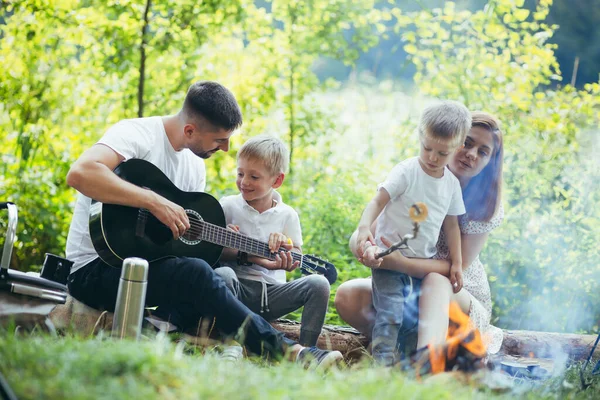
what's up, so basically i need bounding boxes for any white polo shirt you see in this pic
[375,156,465,258]
[220,191,303,284]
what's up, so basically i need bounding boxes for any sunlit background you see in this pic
[1,0,599,336]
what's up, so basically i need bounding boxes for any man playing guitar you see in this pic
[65,81,342,368]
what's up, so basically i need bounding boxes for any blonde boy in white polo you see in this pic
[215,135,330,347]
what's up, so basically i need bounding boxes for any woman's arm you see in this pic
[379,230,491,277]
[350,219,452,278]
[377,230,491,278]
[377,237,451,278]
[461,232,489,270]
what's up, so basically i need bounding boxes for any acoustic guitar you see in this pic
[89,159,337,284]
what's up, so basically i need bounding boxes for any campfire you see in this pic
[408,302,487,379]
[402,301,558,389]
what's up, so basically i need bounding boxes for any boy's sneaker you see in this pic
[219,344,244,363]
[296,347,343,370]
[143,316,178,333]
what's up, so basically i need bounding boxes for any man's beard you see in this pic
[194,148,217,159]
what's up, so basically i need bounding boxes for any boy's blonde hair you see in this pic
[418,100,471,149]
[237,134,289,176]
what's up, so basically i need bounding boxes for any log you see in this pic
[271,320,600,362]
[271,319,370,362]
[48,296,600,361]
[501,329,600,360]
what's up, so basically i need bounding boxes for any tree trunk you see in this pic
[137,0,152,118]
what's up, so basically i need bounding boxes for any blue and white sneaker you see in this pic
[220,344,244,363]
[296,347,343,370]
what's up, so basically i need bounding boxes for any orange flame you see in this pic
[427,301,487,374]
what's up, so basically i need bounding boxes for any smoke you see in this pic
[488,126,600,335]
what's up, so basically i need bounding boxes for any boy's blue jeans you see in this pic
[372,268,421,366]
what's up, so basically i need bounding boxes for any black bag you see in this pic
[40,253,72,285]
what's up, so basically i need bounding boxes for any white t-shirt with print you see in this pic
[375,156,465,259]
[219,191,303,284]
[66,116,206,273]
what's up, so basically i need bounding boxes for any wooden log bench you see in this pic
[48,295,600,362]
[273,319,600,362]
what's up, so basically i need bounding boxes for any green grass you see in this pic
[1,332,600,400]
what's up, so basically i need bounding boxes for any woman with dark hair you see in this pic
[336,111,505,354]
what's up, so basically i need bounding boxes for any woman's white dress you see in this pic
[436,205,504,354]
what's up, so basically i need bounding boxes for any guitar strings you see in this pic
[139,209,304,263]
[191,222,321,269]
[136,211,327,274]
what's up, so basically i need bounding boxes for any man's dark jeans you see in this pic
[68,257,294,357]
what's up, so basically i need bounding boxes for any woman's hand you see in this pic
[373,237,452,279]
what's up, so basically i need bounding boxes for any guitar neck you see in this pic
[199,220,301,262]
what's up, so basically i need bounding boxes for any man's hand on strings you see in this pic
[150,194,190,239]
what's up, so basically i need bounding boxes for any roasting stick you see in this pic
[375,202,428,259]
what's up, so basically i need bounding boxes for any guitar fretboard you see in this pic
[198,220,303,263]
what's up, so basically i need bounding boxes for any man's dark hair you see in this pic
[182,81,243,131]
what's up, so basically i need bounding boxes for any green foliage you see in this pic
[281,154,373,324]
[0,1,98,268]
[0,0,254,269]
[390,0,600,332]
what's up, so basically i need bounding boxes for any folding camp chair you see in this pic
[0,202,68,332]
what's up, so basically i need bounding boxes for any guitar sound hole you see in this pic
[180,210,202,245]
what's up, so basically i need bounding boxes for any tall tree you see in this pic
[244,0,387,176]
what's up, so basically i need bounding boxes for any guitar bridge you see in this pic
[135,208,148,238]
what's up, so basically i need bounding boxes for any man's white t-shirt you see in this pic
[66,116,206,273]
[219,191,303,284]
[375,156,465,259]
